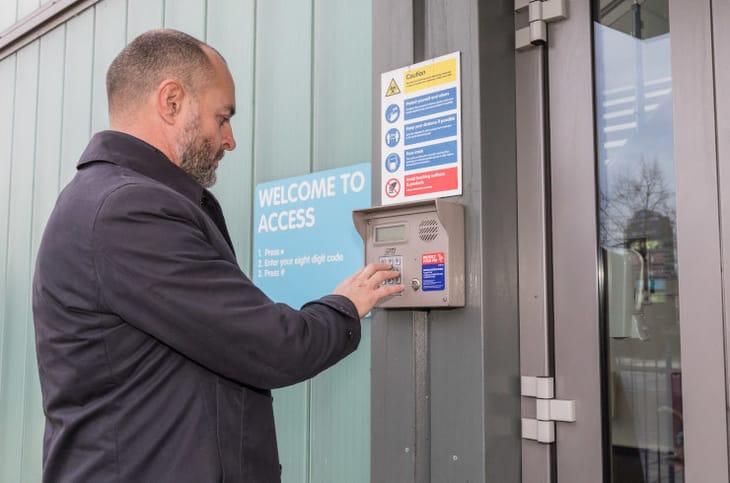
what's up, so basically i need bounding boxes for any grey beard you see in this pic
[179,137,219,188]
[176,115,222,188]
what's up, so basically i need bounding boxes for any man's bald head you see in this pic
[106,29,221,119]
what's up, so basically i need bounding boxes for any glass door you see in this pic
[518,0,729,481]
[594,2,682,481]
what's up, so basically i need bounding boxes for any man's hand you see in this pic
[334,263,404,318]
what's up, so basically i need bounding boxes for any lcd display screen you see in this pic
[375,224,406,242]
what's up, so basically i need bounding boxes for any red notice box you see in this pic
[421,252,445,264]
[405,167,458,196]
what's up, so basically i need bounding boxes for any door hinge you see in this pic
[515,0,567,51]
[521,376,576,443]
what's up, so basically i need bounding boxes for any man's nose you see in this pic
[223,125,236,151]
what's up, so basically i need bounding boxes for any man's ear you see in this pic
[157,80,185,125]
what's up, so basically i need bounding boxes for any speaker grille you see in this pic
[418,218,439,242]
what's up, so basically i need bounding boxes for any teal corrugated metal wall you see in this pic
[0,1,372,481]
[0,1,53,33]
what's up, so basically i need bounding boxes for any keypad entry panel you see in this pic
[353,199,465,308]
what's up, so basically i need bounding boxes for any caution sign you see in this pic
[404,57,457,93]
[385,78,401,97]
[380,52,462,205]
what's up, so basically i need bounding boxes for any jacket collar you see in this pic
[77,130,206,205]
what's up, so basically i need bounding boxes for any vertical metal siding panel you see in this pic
[206,0,255,274]
[254,0,312,182]
[28,26,64,276]
[254,2,313,481]
[0,55,17,466]
[309,322,371,483]
[126,0,163,40]
[308,2,371,482]
[91,0,128,132]
[0,1,17,33]
[274,383,310,483]
[425,3,489,481]
[16,0,40,20]
[59,9,94,187]
[427,1,520,481]
[476,3,522,480]
[311,0,371,170]
[163,0,206,39]
[19,26,67,483]
[0,40,39,483]
[370,1,416,482]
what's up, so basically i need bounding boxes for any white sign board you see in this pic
[380,52,462,204]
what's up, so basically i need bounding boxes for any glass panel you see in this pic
[594,1,683,482]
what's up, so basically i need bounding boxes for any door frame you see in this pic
[670,0,729,481]
[713,0,730,472]
[517,0,604,480]
[517,0,730,481]
[548,0,605,480]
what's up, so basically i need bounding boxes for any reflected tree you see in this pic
[600,157,675,249]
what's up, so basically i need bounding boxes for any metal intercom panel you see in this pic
[353,199,465,308]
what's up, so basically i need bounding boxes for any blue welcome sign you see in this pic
[252,163,371,308]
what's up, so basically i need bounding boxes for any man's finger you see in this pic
[375,283,405,299]
[361,263,394,279]
[369,269,402,286]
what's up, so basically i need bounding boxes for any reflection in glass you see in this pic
[594,1,683,482]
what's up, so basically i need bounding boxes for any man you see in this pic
[32,29,402,482]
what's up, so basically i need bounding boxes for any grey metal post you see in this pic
[413,311,430,483]
[371,1,520,482]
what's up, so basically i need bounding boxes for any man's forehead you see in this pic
[201,45,233,82]
[204,66,236,109]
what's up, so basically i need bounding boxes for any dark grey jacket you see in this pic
[32,131,361,482]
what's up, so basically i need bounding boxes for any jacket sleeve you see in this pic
[91,182,361,389]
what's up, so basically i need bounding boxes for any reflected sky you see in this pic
[595,25,674,180]
[595,24,675,248]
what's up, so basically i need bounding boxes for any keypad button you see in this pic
[379,255,403,287]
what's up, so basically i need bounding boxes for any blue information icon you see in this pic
[385,128,401,147]
[385,153,401,173]
[385,104,401,123]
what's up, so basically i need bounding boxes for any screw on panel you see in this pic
[404,447,410,453]
[452,455,458,461]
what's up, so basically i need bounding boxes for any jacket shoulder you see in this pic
[59,163,197,220]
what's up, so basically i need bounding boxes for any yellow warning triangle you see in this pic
[385,78,401,97]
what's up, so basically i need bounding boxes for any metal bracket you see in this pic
[521,376,576,443]
[515,0,567,51]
